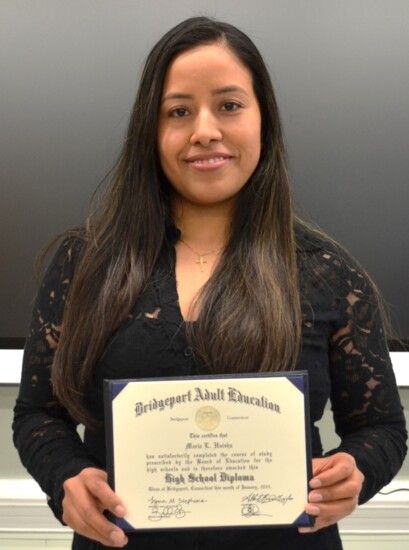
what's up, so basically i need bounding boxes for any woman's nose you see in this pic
[190,110,222,146]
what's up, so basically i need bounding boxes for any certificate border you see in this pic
[104,371,314,532]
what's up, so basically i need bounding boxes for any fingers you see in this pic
[300,494,359,533]
[298,453,364,535]
[62,467,128,547]
[63,502,127,547]
[76,469,126,518]
[311,453,362,488]
[309,473,363,504]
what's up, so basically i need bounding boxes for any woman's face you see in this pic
[157,43,262,211]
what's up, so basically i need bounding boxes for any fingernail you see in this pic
[310,478,322,489]
[309,492,323,502]
[110,530,125,544]
[299,527,312,533]
[114,504,126,517]
[306,505,320,515]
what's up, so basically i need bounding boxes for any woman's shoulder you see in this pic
[295,222,374,298]
[295,222,343,255]
[52,232,84,262]
[40,230,86,290]
[296,222,356,266]
[295,223,386,340]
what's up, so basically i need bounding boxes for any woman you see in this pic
[13,16,407,550]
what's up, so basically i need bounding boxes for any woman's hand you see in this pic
[298,452,364,534]
[62,467,128,547]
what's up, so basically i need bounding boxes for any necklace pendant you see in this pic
[196,256,207,272]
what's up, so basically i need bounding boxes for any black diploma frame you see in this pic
[104,372,314,531]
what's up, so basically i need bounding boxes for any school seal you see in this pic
[195,406,221,431]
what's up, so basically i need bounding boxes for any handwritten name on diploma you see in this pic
[147,496,207,523]
[240,493,294,518]
[134,387,281,416]
[242,492,294,506]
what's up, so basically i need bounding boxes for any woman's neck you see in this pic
[173,202,232,251]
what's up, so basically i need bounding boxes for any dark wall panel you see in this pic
[1,1,408,340]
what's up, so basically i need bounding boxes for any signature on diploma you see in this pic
[148,503,188,522]
[242,492,293,506]
[241,492,293,516]
[241,503,270,518]
[147,497,206,522]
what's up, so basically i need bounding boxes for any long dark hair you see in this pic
[51,17,301,427]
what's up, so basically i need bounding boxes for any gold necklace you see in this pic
[179,238,224,272]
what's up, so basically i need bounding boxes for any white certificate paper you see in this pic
[104,373,313,531]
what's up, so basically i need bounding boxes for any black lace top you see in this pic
[13,228,407,550]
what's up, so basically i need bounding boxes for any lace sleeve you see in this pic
[12,237,98,522]
[326,251,407,503]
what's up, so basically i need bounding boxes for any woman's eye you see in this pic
[222,102,240,112]
[170,107,189,118]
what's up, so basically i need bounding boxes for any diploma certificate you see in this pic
[104,372,313,531]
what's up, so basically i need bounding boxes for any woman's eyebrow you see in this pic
[161,93,193,103]
[212,85,249,96]
[161,86,249,104]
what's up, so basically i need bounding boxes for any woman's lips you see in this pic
[185,154,232,171]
